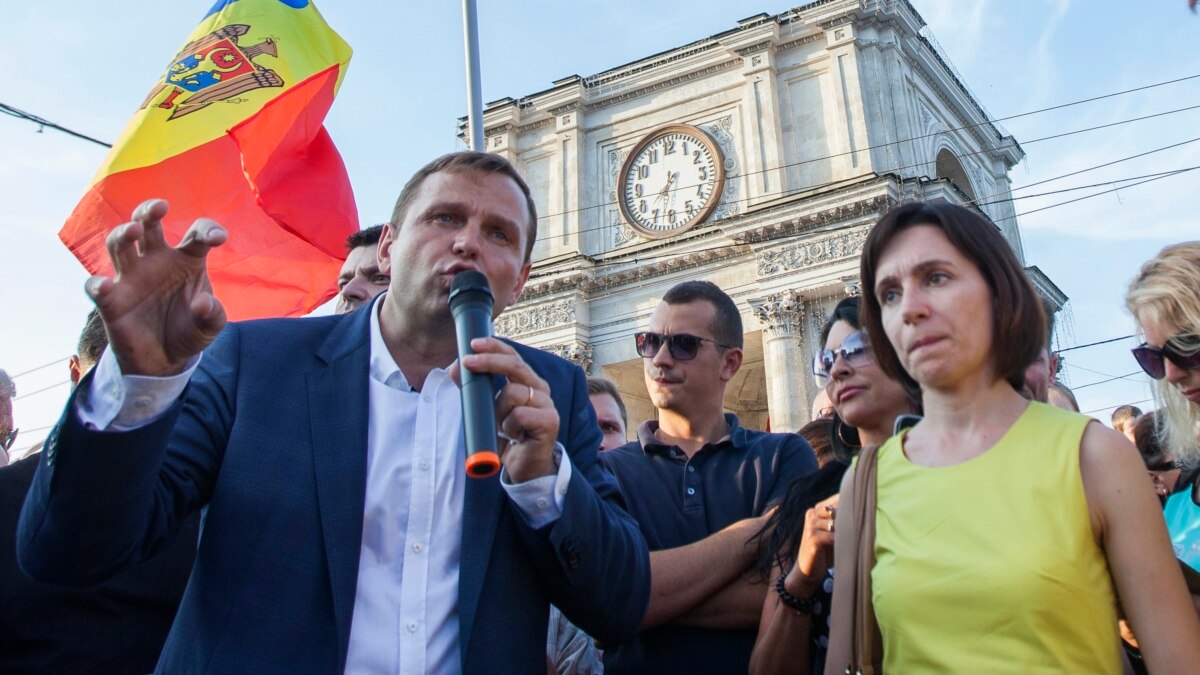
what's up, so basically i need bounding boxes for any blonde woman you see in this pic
[1126,242,1200,459]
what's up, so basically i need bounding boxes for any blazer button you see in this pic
[561,540,581,570]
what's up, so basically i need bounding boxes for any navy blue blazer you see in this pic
[17,306,649,674]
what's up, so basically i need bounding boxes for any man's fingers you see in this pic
[85,276,114,307]
[190,292,227,335]
[106,223,144,275]
[134,198,170,251]
[177,218,227,259]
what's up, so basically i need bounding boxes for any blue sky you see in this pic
[1,0,1197,453]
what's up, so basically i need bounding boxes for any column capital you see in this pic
[842,277,862,297]
[750,290,805,338]
[543,341,593,373]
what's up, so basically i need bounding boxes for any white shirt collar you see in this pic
[368,294,413,391]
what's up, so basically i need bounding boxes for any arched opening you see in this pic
[935,148,976,201]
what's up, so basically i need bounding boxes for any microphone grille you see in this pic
[449,270,493,308]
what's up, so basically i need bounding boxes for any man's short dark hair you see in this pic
[389,151,538,262]
[859,202,1046,393]
[78,308,108,365]
[587,377,627,427]
[661,280,744,349]
[345,224,384,252]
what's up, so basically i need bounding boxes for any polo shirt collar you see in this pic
[636,412,743,456]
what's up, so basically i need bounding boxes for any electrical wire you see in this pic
[0,102,112,148]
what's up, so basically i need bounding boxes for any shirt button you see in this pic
[411,542,423,553]
[419,460,430,471]
[687,465,695,473]
[109,385,121,399]
[536,497,549,509]
[134,396,153,409]
[422,393,433,402]
[686,487,696,496]
[406,621,418,633]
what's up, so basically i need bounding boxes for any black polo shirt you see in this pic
[599,413,817,675]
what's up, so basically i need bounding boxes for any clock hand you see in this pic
[656,172,676,202]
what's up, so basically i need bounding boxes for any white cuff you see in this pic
[75,349,200,431]
[501,443,572,529]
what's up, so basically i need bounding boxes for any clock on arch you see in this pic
[617,124,725,239]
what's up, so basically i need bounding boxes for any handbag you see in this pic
[847,444,884,674]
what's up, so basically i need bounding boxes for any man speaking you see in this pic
[18,152,649,673]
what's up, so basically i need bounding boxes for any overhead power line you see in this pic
[7,357,70,380]
[0,102,112,148]
[1057,335,1136,353]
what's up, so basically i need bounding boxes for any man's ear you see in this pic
[68,355,83,386]
[720,347,743,382]
[505,262,533,308]
[377,224,396,275]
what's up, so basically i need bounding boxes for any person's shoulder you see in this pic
[232,313,344,340]
[598,441,645,469]
[506,339,578,377]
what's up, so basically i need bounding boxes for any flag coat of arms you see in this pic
[60,0,358,319]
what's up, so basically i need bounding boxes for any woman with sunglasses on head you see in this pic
[748,297,917,675]
[824,203,1200,674]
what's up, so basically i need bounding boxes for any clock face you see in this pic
[618,125,725,239]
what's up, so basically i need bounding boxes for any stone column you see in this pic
[750,290,811,433]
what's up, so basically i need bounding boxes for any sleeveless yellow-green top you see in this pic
[872,402,1120,673]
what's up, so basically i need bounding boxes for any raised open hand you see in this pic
[86,199,228,377]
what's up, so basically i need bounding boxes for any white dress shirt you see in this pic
[76,296,574,674]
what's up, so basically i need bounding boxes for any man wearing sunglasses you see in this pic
[599,281,818,674]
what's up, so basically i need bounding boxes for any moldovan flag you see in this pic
[60,0,357,320]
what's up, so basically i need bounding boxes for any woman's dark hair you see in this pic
[820,296,861,346]
[858,202,1047,393]
[751,460,848,581]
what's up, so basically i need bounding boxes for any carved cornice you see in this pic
[587,60,742,111]
[750,290,806,338]
[542,341,594,372]
[732,195,892,246]
[516,118,555,134]
[549,101,582,116]
[495,298,576,338]
[775,32,824,53]
[483,123,514,138]
[756,226,870,277]
[736,41,773,56]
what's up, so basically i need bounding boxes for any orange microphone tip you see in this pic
[465,451,501,478]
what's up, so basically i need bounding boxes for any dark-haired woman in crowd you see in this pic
[825,202,1200,673]
[748,297,916,675]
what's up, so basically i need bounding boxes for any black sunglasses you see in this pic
[635,331,731,361]
[1131,334,1200,380]
[812,330,873,386]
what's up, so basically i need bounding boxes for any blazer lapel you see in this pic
[308,309,371,666]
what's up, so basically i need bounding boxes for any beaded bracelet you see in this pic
[775,573,818,616]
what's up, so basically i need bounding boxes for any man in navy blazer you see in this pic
[18,152,650,673]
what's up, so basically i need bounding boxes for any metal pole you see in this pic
[462,0,484,151]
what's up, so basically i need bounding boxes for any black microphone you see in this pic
[449,270,501,478]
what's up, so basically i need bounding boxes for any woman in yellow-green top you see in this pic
[824,202,1200,674]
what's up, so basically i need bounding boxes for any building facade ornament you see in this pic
[494,298,576,338]
[543,341,594,372]
[756,227,870,277]
[750,291,806,338]
[842,277,862,297]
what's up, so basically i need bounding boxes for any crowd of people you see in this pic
[0,151,1198,674]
